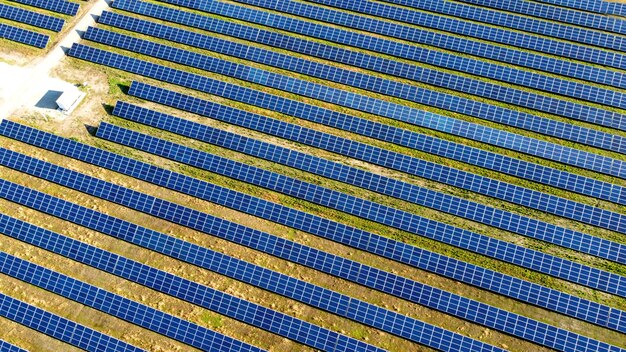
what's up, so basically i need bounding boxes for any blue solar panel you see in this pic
[1,122,621,336]
[0,4,64,32]
[0,292,144,352]
[298,0,626,71]
[0,166,501,352]
[97,11,626,156]
[93,122,626,296]
[69,40,626,192]
[1,179,612,350]
[110,101,626,266]
[303,0,626,51]
[0,340,26,352]
[0,23,48,48]
[0,248,265,352]
[8,0,79,16]
[457,0,626,35]
[123,81,626,236]
[534,0,626,16]
[126,0,626,127]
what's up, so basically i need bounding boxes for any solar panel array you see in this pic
[0,22,48,48]
[121,81,626,237]
[0,196,382,352]
[68,39,626,205]
[214,0,626,111]
[97,11,626,156]
[2,144,615,350]
[318,0,626,51]
[0,4,64,32]
[457,0,626,34]
[0,149,504,352]
[110,101,626,266]
[128,0,626,127]
[301,0,626,70]
[0,292,144,352]
[0,340,26,352]
[1,119,623,335]
[8,0,79,16]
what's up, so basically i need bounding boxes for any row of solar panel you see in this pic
[66,44,626,234]
[300,0,626,71]
[1,118,623,333]
[2,123,625,350]
[0,209,380,352]
[0,147,503,352]
[215,0,626,111]
[111,101,626,267]
[333,0,626,51]
[0,291,144,351]
[0,339,26,352]
[290,0,626,86]
[9,0,79,16]
[99,10,626,158]
[123,78,626,239]
[0,22,47,48]
[0,3,64,32]
[535,0,626,16]
[85,26,626,188]
[137,0,626,127]
[458,0,626,35]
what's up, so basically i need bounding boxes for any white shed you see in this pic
[55,86,82,112]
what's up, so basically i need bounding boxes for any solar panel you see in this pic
[296,0,626,71]
[457,0,626,35]
[0,4,64,32]
[0,339,26,352]
[120,0,626,127]
[0,249,266,352]
[0,23,48,48]
[1,122,620,336]
[8,0,79,16]
[96,12,626,156]
[110,102,626,266]
[123,81,626,236]
[2,180,613,350]
[304,0,626,51]
[70,41,626,191]
[0,175,499,352]
[0,292,144,352]
[534,0,626,16]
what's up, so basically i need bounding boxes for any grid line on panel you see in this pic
[136,0,626,127]
[108,102,626,266]
[0,22,48,48]
[533,0,626,17]
[8,0,79,16]
[0,250,267,352]
[457,0,626,35]
[0,166,496,352]
[0,292,144,352]
[93,122,626,298]
[1,121,622,335]
[96,11,626,156]
[333,0,626,67]
[0,4,64,32]
[123,80,626,235]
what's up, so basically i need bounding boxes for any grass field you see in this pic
[0,0,625,351]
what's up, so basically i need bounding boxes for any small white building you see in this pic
[55,86,84,113]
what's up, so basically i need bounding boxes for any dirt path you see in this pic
[0,0,111,120]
